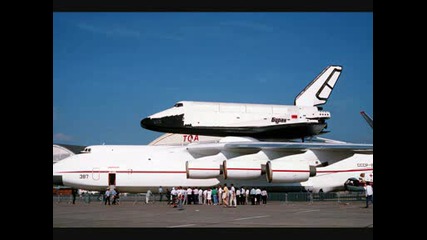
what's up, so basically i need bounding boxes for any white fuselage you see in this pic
[151,101,329,127]
[53,144,373,193]
[141,101,330,140]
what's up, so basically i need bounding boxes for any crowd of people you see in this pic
[94,176,373,208]
[165,184,269,208]
[103,187,120,205]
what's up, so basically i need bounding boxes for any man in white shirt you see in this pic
[187,187,193,204]
[255,187,262,205]
[218,186,223,205]
[171,187,177,207]
[364,182,373,208]
[146,189,152,204]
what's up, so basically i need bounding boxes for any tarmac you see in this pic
[53,200,373,228]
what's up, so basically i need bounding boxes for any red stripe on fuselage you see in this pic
[272,170,310,173]
[187,168,220,171]
[227,168,261,171]
[317,168,373,173]
[58,168,373,175]
[272,168,373,173]
[57,170,186,174]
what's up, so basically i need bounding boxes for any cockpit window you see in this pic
[174,103,183,107]
[81,148,91,153]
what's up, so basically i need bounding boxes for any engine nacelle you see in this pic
[223,160,263,180]
[186,160,221,179]
[266,160,316,183]
[186,152,228,179]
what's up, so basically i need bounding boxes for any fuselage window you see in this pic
[174,103,183,107]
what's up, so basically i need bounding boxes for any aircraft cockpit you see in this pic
[80,147,91,154]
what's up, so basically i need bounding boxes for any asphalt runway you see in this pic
[53,200,373,228]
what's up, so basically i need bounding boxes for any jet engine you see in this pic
[223,160,263,180]
[185,153,228,179]
[266,160,316,183]
[186,160,221,179]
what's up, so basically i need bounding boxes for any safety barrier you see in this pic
[53,192,367,204]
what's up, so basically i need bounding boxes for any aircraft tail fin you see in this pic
[360,111,373,129]
[294,65,343,107]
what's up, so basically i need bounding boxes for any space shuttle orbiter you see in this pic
[141,65,343,140]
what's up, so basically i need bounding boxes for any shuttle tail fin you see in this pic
[294,65,343,107]
[360,111,373,129]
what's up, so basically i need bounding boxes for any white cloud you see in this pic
[53,133,73,141]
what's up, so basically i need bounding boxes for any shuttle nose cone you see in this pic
[141,117,155,129]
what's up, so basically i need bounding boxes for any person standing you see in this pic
[171,187,177,207]
[235,188,241,205]
[166,188,171,204]
[207,188,212,205]
[177,187,184,210]
[104,188,111,205]
[187,187,193,205]
[193,187,199,205]
[250,187,256,205]
[146,189,152,204]
[110,188,117,205]
[222,184,229,207]
[114,189,120,205]
[71,188,77,204]
[261,189,268,204]
[218,185,223,205]
[158,186,164,202]
[230,187,237,207]
[212,187,218,205]
[364,182,373,208]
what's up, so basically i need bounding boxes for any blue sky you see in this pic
[53,12,373,146]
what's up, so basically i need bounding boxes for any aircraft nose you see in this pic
[53,175,64,186]
[141,117,155,128]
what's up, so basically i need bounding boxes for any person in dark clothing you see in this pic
[113,189,120,205]
[166,188,171,204]
[71,188,77,204]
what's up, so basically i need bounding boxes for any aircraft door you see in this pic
[92,168,100,181]
[108,173,116,186]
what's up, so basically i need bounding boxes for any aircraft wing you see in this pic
[186,140,373,157]
[224,142,372,151]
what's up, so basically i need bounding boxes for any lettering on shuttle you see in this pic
[183,134,199,143]
[271,117,287,124]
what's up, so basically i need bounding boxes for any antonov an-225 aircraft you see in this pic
[141,65,342,140]
[52,136,373,193]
